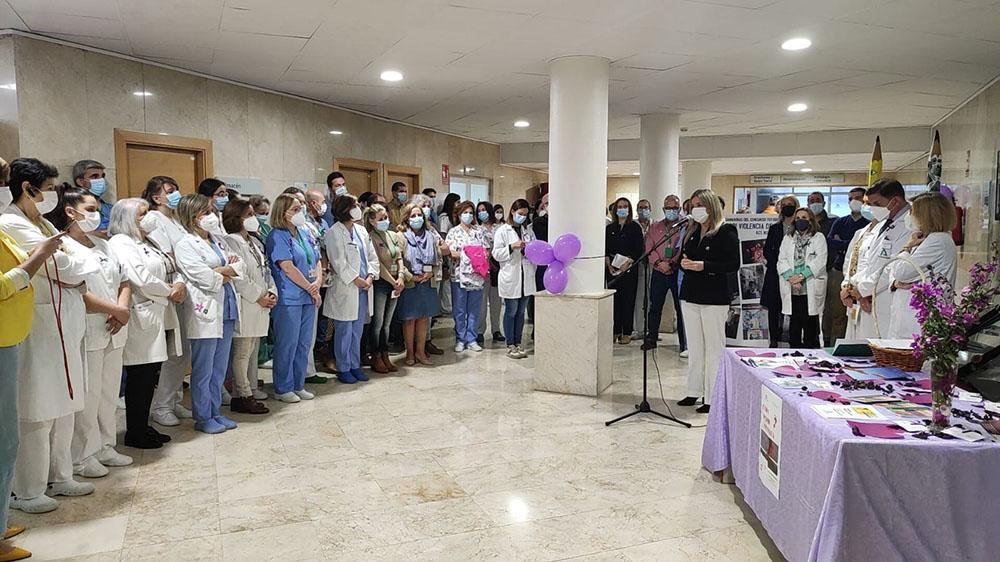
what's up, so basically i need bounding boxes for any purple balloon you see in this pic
[939,184,954,200]
[552,234,582,263]
[543,260,569,294]
[524,240,555,266]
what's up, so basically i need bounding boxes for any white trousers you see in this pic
[72,344,125,465]
[230,337,260,398]
[681,302,728,405]
[13,414,74,500]
[306,307,318,376]
[152,327,190,416]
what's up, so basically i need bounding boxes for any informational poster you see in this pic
[726,214,774,347]
[759,386,782,499]
[217,176,263,195]
[441,164,450,188]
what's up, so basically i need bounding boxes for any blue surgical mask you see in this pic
[89,177,107,197]
[166,190,182,209]
[397,191,408,203]
[860,205,874,220]
[376,219,391,231]
[256,213,269,224]
[513,213,527,225]
[478,210,489,222]
[335,185,348,197]
[808,202,825,215]
[616,208,629,219]
[638,208,651,220]
[422,206,431,218]
[460,212,474,225]
[215,196,229,211]
[409,215,425,230]
[664,209,679,222]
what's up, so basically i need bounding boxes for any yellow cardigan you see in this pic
[0,228,33,346]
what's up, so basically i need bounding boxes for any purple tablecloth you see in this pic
[702,349,1000,562]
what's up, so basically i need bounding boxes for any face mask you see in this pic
[867,205,890,222]
[349,206,363,221]
[88,177,107,197]
[335,186,348,197]
[904,214,918,232]
[808,202,824,215]
[396,191,407,203]
[408,215,425,230]
[77,210,101,233]
[0,186,11,212]
[478,210,489,222]
[320,203,329,216]
[199,214,220,232]
[638,208,651,220]
[139,213,158,233]
[780,205,796,218]
[215,196,229,211]
[460,212,474,225]
[664,209,679,222]
[422,206,432,218]
[513,213,527,225]
[289,211,307,227]
[537,209,547,217]
[794,219,810,232]
[166,190,182,209]
[615,208,629,219]
[376,219,390,231]
[849,199,863,213]
[690,207,709,224]
[257,213,269,224]
[860,206,874,220]
[243,216,260,232]
[495,211,504,221]
[36,191,59,214]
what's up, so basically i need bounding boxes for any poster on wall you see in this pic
[759,386,782,499]
[726,214,773,348]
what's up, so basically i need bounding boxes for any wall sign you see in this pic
[441,164,450,187]
[749,174,846,185]
[218,176,263,195]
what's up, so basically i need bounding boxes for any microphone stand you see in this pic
[606,219,691,428]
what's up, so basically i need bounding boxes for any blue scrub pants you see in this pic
[0,345,19,534]
[451,283,483,345]
[333,291,367,372]
[189,320,235,423]
[273,303,315,394]
[503,297,529,346]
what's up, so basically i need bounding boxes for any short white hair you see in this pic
[410,193,431,207]
[108,198,148,240]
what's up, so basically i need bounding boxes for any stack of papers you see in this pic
[812,404,887,420]
[867,339,914,350]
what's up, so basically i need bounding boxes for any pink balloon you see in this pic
[552,234,582,263]
[543,260,569,294]
[524,240,555,266]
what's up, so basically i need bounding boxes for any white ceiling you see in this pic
[3,0,1000,144]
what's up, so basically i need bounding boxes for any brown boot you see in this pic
[371,353,390,374]
[230,396,269,415]
[323,357,338,373]
[382,352,399,372]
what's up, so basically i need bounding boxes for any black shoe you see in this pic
[640,341,656,351]
[492,331,505,343]
[677,396,699,407]
[147,427,171,443]
[426,341,444,355]
[305,375,329,384]
[696,404,711,414]
[476,334,485,345]
[124,432,162,449]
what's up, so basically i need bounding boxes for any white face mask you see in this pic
[243,216,260,232]
[36,191,59,214]
[289,211,307,227]
[849,199,863,213]
[537,209,547,217]
[349,206,363,221]
[76,210,101,233]
[0,186,11,212]
[494,211,504,221]
[199,214,220,232]
[690,207,709,224]
[139,213,158,233]
[319,202,329,215]
[867,205,890,222]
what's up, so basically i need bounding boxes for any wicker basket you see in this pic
[870,255,926,372]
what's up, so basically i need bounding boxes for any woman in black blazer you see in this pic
[679,189,740,413]
[606,197,645,344]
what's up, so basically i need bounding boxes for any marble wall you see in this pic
[9,36,544,205]
[0,36,18,161]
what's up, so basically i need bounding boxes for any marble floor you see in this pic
[8,324,784,561]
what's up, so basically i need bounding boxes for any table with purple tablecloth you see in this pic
[702,349,1000,562]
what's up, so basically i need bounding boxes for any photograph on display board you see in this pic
[741,238,766,265]
[728,271,741,304]
[739,264,765,301]
[742,305,769,341]
[725,306,741,339]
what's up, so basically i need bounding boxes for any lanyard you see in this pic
[294,230,314,268]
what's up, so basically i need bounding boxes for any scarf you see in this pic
[404,228,436,273]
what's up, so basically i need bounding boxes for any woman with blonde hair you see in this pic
[397,201,445,365]
[761,194,800,347]
[678,189,739,413]
[364,203,406,373]
[777,207,828,349]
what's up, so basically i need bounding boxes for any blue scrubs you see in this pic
[0,345,19,535]
[266,228,318,394]
[190,241,238,424]
[333,227,368,373]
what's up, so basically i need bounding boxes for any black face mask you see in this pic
[794,219,810,232]
[781,205,796,218]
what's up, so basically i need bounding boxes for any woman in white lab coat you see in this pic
[324,194,380,383]
[174,194,243,435]
[45,187,134,477]
[888,192,958,341]
[0,158,98,514]
[108,198,186,449]
[222,198,274,414]
[777,207,828,349]
[492,198,536,359]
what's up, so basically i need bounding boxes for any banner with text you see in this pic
[725,214,773,348]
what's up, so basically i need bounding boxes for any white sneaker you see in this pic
[221,387,232,406]
[10,494,58,513]
[48,480,95,497]
[679,350,689,359]
[252,388,268,401]
[151,409,180,427]
[260,359,273,369]
[173,404,193,419]
[117,396,126,410]
[293,389,315,400]
[454,342,465,353]
[97,446,133,467]
[73,456,109,478]
[467,342,483,352]
[507,345,518,357]
[276,391,301,403]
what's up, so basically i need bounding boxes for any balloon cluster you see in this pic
[524,234,581,294]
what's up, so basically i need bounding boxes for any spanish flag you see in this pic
[868,135,882,187]
[927,130,942,191]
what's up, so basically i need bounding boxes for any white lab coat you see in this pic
[492,223,536,300]
[777,232,828,317]
[0,207,98,422]
[855,206,913,337]
[81,235,129,353]
[144,210,186,254]
[223,233,276,337]
[110,234,179,365]
[323,222,379,322]
[174,233,243,339]
[887,232,957,340]
[842,221,882,340]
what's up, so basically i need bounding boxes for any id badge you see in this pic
[422,265,433,273]
[664,247,673,259]
[879,241,892,259]
[390,264,398,276]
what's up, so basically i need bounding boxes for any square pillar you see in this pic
[533,290,615,396]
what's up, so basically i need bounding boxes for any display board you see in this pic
[725,214,774,348]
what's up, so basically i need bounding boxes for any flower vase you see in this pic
[930,360,957,432]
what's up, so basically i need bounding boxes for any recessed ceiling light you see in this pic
[787,102,808,112]
[329,130,343,135]
[800,168,813,172]
[0,83,15,90]
[791,159,806,165]
[380,70,403,82]
[133,91,152,96]
[513,120,530,128]
[781,37,812,51]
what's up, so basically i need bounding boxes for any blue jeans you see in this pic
[190,320,236,423]
[0,345,19,533]
[451,282,483,345]
[503,297,529,346]
[272,303,316,394]
[646,270,686,351]
[333,290,368,372]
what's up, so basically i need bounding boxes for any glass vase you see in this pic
[930,360,957,432]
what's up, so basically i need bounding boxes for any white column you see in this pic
[681,160,713,200]
[548,55,609,294]
[639,113,681,209]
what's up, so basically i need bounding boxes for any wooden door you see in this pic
[383,163,421,198]
[333,157,380,196]
[114,130,212,199]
